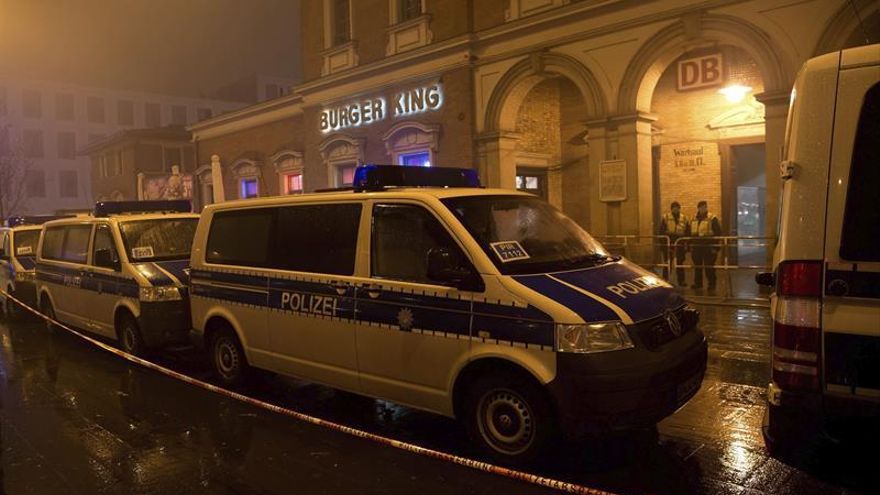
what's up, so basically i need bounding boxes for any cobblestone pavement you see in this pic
[0,304,876,494]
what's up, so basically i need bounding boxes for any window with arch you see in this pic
[382,122,439,168]
[274,151,304,195]
[319,136,364,188]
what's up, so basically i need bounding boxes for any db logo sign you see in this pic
[677,53,724,91]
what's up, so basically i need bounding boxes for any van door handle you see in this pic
[329,282,352,295]
[359,284,382,299]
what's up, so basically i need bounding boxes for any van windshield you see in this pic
[442,195,612,275]
[13,230,40,257]
[119,218,198,261]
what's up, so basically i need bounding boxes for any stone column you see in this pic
[136,173,145,200]
[588,113,656,236]
[210,154,225,203]
[476,131,521,190]
[756,90,790,241]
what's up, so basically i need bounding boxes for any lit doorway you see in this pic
[731,143,766,265]
[516,167,547,199]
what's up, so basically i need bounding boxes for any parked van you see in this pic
[190,165,707,464]
[0,215,72,318]
[758,44,880,449]
[35,201,199,355]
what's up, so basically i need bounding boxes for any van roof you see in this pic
[205,187,534,211]
[42,212,200,228]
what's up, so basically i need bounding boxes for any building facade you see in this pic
[0,76,245,216]
[189,0,879,240]
[81,127,197,204]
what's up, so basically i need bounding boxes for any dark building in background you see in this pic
[81,127,197,205]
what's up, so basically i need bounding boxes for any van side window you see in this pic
[60,225,92,264]
[206,208,274,267]
[0,232,8,257]
[92,224,119,269]
[41,227,65,260]
[273,204,361,275]
[840,82,880,261]
[371,204,465,285]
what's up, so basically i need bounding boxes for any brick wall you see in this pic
[515,79,560,157]
[559,79,590,229]
[652,46,765,226]
[299,66,474,190]
[197,116,305,199]
[658,141,722,224]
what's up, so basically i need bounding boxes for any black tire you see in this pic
[210,327,249,387]
[41,298,58,333]
[118,314,147,357]
[1,288,16,321]
[463,370,557,466]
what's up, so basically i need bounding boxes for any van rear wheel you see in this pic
[463,371,556,466]
[1,289,17,320]
[210,328,248,387]
[41,299,58,333]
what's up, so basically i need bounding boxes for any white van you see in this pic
[35,201,199,356]
[758,44,880,449]
[189,165,707,464]
[0,215,71,318]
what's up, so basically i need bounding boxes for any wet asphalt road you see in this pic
[0,304,877,495]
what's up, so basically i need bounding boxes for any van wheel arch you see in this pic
[452,358,551,419]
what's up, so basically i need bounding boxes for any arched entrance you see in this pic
[618,14,792,243]
[480,52,607,229]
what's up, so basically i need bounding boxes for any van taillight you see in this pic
[772,261,822,392]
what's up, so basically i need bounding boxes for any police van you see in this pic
[757,43,880,449]
[0,215,72,319]
[189,165,707,463]
[35,201,199,356]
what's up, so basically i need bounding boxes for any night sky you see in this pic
[0,0,302,97]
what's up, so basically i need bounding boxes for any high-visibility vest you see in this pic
[662,213,689,236]
[693,213,718,237]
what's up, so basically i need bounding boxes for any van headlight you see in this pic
[139,286,182,302]
[14,271,36,282]
[556,322,634,353]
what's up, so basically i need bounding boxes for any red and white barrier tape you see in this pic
[0,290,618,495]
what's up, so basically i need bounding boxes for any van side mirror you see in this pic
[94,249,120,271]
[427,247,484,292]
[755,271,775,287]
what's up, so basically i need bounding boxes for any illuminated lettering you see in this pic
[319,85,442,132]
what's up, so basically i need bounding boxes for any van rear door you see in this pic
[821,46,880,407]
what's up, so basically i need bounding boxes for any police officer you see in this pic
[658,201,690,285]
[690,200,722,290]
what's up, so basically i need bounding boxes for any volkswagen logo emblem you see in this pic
[665,309,682,337]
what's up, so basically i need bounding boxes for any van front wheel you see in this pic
[118,315,147,357]
[211,328,248,387]
[464,371,556,466]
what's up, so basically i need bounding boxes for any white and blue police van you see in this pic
[189,165,707,464]
[35,200,199,356]
[757,44,880,451]
[0,215,73,319]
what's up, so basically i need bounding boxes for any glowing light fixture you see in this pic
[719,84,752,103]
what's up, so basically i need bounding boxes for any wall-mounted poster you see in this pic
[599,159,627,202]
[142,173,194,200]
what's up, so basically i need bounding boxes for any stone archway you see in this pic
[814,0,880,56]
[616,14,794,240]
[618,14,791,116]
[479,51,608,228]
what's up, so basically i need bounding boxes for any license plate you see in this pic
[676,372,702,403]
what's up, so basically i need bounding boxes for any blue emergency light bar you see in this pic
[94,200,192,217]
[4,215,75,228]
[352,165,481,192]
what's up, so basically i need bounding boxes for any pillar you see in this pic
[211,154,225,203]
[476,131,521,190]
